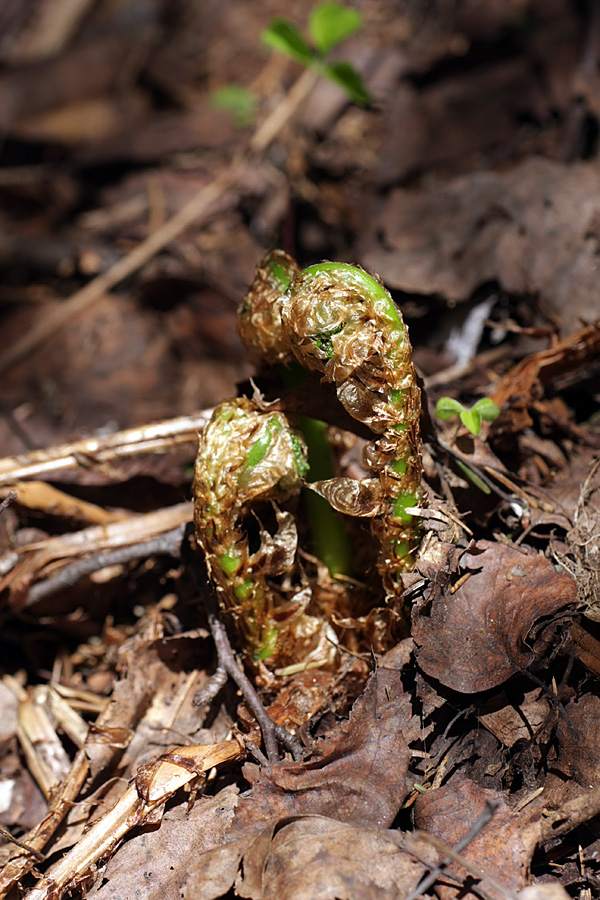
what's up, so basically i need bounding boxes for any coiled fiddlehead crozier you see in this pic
[194,251,423,667]
[240,251,424,599]
[193,396,337,666]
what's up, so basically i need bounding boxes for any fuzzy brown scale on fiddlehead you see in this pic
[193,396,333,665]
[237,249,299,364]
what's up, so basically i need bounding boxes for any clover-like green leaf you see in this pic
[309,2,362,55]
[261,19,314,66]
[435,397,465,420]
[210,84,257,128]
[323,60,371,106]
[472,397,501,422]
[459,407,482,436]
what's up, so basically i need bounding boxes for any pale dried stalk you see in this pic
[40,686,90,748]
[0,481,128,525]
[0,411,212,485]
[23,741,243,900]
[50,683,108,715]
[0,748,90,897]
[7,683,90,805]
[2,502,192,587]
[16,694,72,799]
[0,661,168,897]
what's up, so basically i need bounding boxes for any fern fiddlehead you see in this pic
[194,251,423,667]
[241,252,424,597]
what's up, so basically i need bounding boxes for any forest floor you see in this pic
[0,1,600,898]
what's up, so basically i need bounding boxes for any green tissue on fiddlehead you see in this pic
[238,249,300,364]
[239,250,355,580]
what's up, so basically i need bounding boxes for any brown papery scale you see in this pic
[237,249,299,363]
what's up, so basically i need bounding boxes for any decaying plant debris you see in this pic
[1,1,600,899]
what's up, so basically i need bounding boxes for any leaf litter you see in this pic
[0,1,599,899]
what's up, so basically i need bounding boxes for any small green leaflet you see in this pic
[309,2,362,55]
[261,19,313,66]
[324,60,370,106]
[435,397,464,420]
[210,84,257,127]
[471,397,501,421]
[459,407,481,436]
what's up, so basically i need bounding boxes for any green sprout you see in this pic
[262,2,371,107]
[210,84,258,128]
[435,396,501,436]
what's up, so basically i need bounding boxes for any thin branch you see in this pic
[405,800,500,900]
[414,828,520,900]
[0,490,16,514]
[0,824,45,863]
[202,585,303,763]
[26,524,185,605]
[193,666,228,709]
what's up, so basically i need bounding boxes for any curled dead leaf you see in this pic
[232,641,423,834]
[412,541,577,692]
[414,774,529,900]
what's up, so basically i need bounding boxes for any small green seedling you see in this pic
[435,396,500,437]
[210,84,258,128]
[262,2,371,107]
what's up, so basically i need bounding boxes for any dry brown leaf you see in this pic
[414,774,529,899]
[412,541,577,692]
[182,816,435,900]
[555,693,600,788]
[477,688,550,749]
[230,640,422,835]
[181,831,263,900]
[88,785,239,900]
[361,157,600,328]
[245,816,430,900]
[490,323,600,433]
